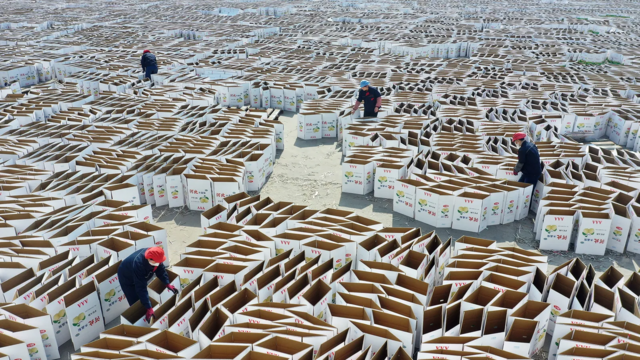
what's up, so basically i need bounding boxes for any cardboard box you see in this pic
[575,212,613,255]
[63,281,105,350]
[342,160,374,195]
[539,209,577,251]
[393,179,423,219]
[0,304,59,359]
[94,261,129,324]
[452,192,491,232]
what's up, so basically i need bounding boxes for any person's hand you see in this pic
[374,107,379,113]
[145,308,155,323]
[167,284,179,295]
[351,109,356,114]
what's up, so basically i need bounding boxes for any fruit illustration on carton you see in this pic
[72,313,86,327]
[582,228,595,237]
[53,310,66,324]
[396,190,405,198]
[104,289,117,302]
[276,248,284,255]
[378,176,387,184]
[576,123,585,129]
[457,206,469,215]
[491,205,499,215]
[171,189,179,199]
[328,125,335,131]
[199,195,209,204]
[148,187,154,197]
[158,188,165,197]
[344,171,354,179]
[545,225,557,234]
[418,199,428,207]
[180,278,190,288]
[41,333,48,341]
[276,137,283,143]
[313,126,320,133]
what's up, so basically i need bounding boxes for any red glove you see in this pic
[145,308,155,323]
[166,284,179,295]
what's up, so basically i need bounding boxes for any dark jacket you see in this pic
[118,247,170,309]
[357,86,381,108]
[515,140,542,177]
[141,52,157,70]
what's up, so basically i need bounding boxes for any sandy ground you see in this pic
[60,112,640,358]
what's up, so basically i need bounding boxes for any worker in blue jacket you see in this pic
[140,50,158,84]
[118,247,178,322]
[512,132,542,201]
[351,80,382,118]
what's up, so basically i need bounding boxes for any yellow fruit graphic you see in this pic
[53,310,66,324]
[346,257,352,263]
[582,228,595,236]
[180,278,191,288]
[328,126,335,131]
[348,142,355,147]
[492,205,499,211]
[545,225,557,233]
[158,189,165,195]
[317,311,324,320]
[458,206,469,215]
[276,137,283,143]
[179,331,185,336]
[613,230,622,236]
[248,175,254,180]
[418,199,427,207]
[171,190,179,196]
[305,257,314,263]
[263,296,272,303]
[104,289,117,302]
[41,334,48,341]
[366,174,371,180]
[313,126,320,133]
[345,171,354,179]
[379,176,387,182]
[396,190,405,198]
[29,348,38,355]
[199,196,210,203]
[276,248,284,255]
[72,313,86,327]
[576,123,585,129]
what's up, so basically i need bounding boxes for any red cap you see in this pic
[143,50,150,53]
[512,132,526,141]
[145,247,166,263]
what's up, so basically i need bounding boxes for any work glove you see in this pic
[166,284,179,295]
[145,308,155,323]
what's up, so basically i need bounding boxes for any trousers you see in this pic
[144,66,158,81]
[363,108,378,117]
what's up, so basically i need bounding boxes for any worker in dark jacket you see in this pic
[141,50,158,83]
[351,80,382,117]
[513,132,542,186]
[118,247,178,322]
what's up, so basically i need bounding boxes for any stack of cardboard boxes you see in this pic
[1,194,637,360]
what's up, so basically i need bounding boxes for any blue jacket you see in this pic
[516,140,542,178]
[119,248,170,309]
[141,53,157,70]
[357,86,381,110]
